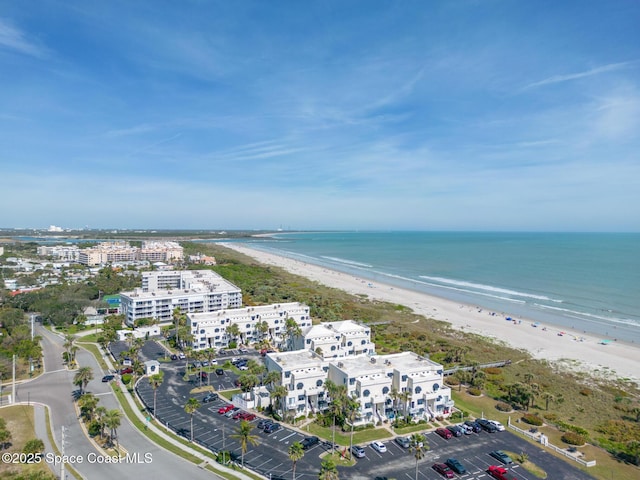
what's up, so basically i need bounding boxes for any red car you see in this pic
[218,404,234,414]
[487,465,516,480]
[432,463,455,479]
[232,410,245,420]
[120,367,133,375]
[435,427,453,439]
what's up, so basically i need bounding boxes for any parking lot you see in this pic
[132,340,594,480]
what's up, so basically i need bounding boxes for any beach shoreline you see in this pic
[220,242,640,385]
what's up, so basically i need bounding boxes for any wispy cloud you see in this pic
[0,18,47,57]
[522,61,634,91]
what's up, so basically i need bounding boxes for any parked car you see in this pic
[490,450,513,464]
[436,427,453,439]
[351,445,366,458]
[446,425,464,437]
[101,375,114,382]
[170,354,178,360]
[477,418,498,432]
[264,422,281,434]
[370,441,387,453]
[199,371,208,380]
[487,465,516,480]
[395,436,411,448]
[178,352,186,360]
[257,419,274,429]
[218,404,234,414]
[301,436,319,450]
[238,365,248,371]
[201,360,209,367]
[239,348,249,353]
[243,413,256,421]
[489,420,506,431]
[203,392,219,403]
[460,423,474,435]
[225,407,240,418]
[192,361,202,368]
[432,463,455,479]
[232,410,245,420]
[215,368,224,375]
[445,458,467,474]
[464,420,482,433]
[120,367,133,375]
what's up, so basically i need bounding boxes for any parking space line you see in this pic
[279,431,297,442]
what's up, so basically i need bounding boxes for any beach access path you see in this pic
[221,243,640,385]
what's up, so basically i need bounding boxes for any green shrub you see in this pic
[561,431,586,445]
[521,414,543,426]
[543,413,558,422]
[121,373,132,385]
[495,402,512,412]
[467,387,481,396]
[88,421,101,437]
[22,438,45,454]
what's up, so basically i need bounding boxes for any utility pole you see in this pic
[12,354,16,404]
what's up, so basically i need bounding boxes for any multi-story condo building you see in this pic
[139,241,184,262]
[37,245,81,262]
[265,321,452,424]
[328,352,453,424]
[292,320,375,358]
[120,270,242,326]
[78,241,139,266]
[187,302,312,351]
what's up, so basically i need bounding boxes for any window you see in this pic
[306,339,311,344]
[415,386,422,394]
[316,379,323,387]
[401,375,408,382]
[363,389,370,397]
[297,382,304,390]
[347,341,353,346]
[285,371,291,378]
[417,399,424,405]
[361,340,366,345]
[246,323,250,328]
[298,395,305,401]
[433,383,439,392]
[331,346,336,351]
[382,386,389,394]
[364,403,372,409]
[200,329,205,334]
[214,328,219,333]
[349,378,356,385]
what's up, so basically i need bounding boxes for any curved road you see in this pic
[17,325,221,480]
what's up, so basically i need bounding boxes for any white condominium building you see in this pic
[139,241,184,262]
[187,302,312,351]
[264,350,329,414]
[328,352,453,424]
[293,320,375,358]
[37,245,81,262]
[120,270,242,326]
[78,241,139,265]
[264,321,452,424]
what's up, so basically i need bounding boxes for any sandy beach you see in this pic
[221,242,640,385]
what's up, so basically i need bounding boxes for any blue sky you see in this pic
[1,1,639,231]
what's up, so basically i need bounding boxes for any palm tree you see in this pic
[410,433,428,480]
[541,391,555,411]
[78,393,98,421]
[231,420,259,468]
[149,371,164,417]
[390,386,400,424]
[346,395,360,458]
[173,307,185,348]
[272,385,289,417]
[63,334,75,364]
[256,320,269,342]
[289,441,305,480]
[284,318,301,351]
[95,406,107,440]
[74,366,94,395]
[104,409,122,451]
[400,389,411,420]
[264,370,281,389]
[318,458,339,480]
[184,397,201,442]
[227,323,241,347]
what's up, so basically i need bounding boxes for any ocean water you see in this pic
[231,232,640,345]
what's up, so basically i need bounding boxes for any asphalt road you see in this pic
[17,326,222,480]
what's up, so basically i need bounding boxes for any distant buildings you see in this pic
[37,241,184,266]
[120,270,242,326]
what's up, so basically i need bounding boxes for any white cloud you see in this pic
[522,61,634,91]
[0,18,46,57]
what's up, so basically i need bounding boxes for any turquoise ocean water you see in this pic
[228,232,640,345]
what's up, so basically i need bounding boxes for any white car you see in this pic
[489,420,505,431]
[370,441,387,453]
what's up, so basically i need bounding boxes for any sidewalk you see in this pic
[33,403,59,477]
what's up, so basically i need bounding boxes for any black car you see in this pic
[101,375,114,382]
[446,425,464,437]
[464,420,483,433]
[264,422,281,434]
[477,418,498,432]
[257,419,274,429]
[301,436,320,450]
[445,458,467,474]
[203,392,219,403]
[170,354,178,360]
[215,368,224,375]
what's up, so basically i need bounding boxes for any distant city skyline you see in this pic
[1,1,639,232]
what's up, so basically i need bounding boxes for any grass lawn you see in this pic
[393,422,435,435]
[319,450,356,467]
[0,405,57,479]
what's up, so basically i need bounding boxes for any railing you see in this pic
[508,420,596,467]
